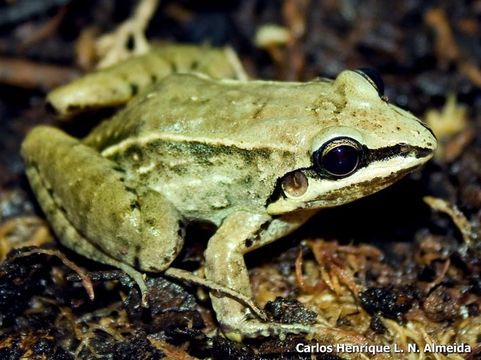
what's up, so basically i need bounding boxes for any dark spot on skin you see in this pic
[247,220,271,245]
[130,83,139,96]
[150,74,157,83]
[46,186,54,198]
[130,200,140,210]
[125,186,137,195]
[396,126,401,131]
[133,245,141,268]
[266,176,285,206]
[252,101,267,119]
[259,220,270,232]
[126,34,135,50]
[121,145,144,163]
[177,220,186,238]
[112,164,126,173]
[190,60,199,70]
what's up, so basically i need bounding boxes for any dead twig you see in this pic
[9,248,95,301]
[424,196,475,245]
[0,57,79,90]
[425,8,481,88]
[95,0,159,68]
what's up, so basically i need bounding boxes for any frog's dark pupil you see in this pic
[321,145,359,176]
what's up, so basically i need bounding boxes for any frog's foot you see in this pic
[165,267,268,321]
[206,277,321,340]
[221,317,316,342]
[165,267,321,340]
[204,210,319,340]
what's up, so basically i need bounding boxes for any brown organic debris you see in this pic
[0,216,53,261]
[424,196,475,245]
[0,57,80,90]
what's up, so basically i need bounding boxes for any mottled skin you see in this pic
[21,45,437,340]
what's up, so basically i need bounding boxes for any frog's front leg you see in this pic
[21,126,184,298]
[204,210,318,341]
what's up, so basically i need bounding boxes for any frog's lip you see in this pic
[303,161,424,209]
[267,155,429,215]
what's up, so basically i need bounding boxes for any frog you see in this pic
[21,44,437,341]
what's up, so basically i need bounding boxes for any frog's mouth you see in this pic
[303,165,416,208]
[266,151,432,215]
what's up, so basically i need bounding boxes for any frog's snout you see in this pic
[417,121,438,159]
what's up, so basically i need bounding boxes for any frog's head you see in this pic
[267,69,437,215]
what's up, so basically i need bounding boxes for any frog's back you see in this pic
[82,73,339,223]
[80,71,435,223]
[84,73,335,159]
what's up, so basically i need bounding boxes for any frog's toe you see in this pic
[222,320,317,341]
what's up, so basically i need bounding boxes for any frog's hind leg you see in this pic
[21,126,184,301]
[204,210,322,341]
[28,185,149,299]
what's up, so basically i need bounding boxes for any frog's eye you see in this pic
[354,68,384,96]
[313,137,362,178]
